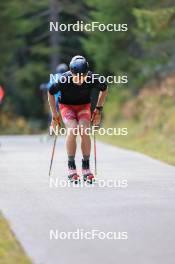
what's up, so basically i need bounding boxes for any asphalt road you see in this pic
[0,135,175,264]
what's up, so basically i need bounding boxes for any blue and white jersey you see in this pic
[47,73,62,111]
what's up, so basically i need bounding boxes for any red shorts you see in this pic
[59,103,91,124]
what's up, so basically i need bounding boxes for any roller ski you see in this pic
[68,160,80,184]
[82,159,95,184]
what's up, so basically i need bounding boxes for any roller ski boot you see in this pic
[82,159,95,184]
[68,160,80,184]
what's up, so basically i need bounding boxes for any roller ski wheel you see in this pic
[83,173,95,184]
[68,173,80,184]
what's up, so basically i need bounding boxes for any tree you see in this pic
[0,0,88,120]
[133,2,175,82]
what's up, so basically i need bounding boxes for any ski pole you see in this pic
[93,129,97,177]
[49,134,57,177]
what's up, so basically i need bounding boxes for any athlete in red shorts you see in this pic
[48,55,108,183]
[59,103,91,125]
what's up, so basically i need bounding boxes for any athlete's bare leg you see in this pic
[65,119,78,157]
[79,119,91,157]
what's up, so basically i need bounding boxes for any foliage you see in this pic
[0,0,88,122]
[83,0,175,88]
[0,0,175,138]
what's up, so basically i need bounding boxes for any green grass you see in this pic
[0,213,32,264]
[100,120,175,166]
[100,85,175,166]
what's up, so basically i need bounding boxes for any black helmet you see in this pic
[56,63,68,74]
[69,55,89,75]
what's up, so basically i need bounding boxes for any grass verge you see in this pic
[101,83,175,166]
[0,212,32,264]
[100,120,175,166]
